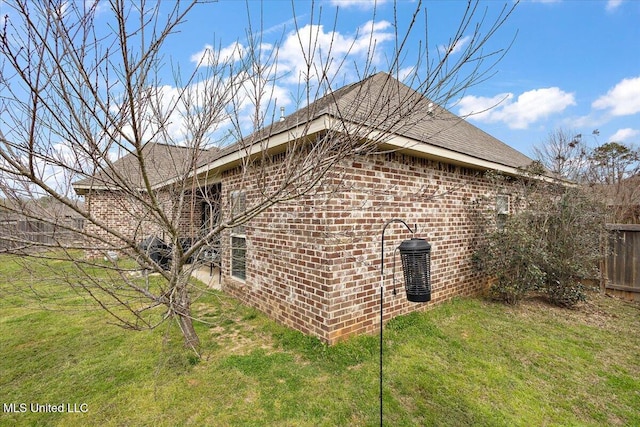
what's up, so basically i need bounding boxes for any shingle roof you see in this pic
[208,72,532,170]
[73,143,218,192]
[73,72,532,194]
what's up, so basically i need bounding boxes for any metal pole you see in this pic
[380,219,416,427]
[379,273,384,427]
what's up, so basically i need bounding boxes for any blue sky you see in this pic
[158,0,639,158]
[3,0,638,159]
[455,0,640,156]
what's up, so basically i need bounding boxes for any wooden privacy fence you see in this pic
[605,224,640,301]
[0,218,84,251]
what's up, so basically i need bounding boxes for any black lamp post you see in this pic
[380,219,432,426]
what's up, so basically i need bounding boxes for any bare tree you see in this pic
[585,141,640,223]
[533,128,588,181]
[0,0,516,351]
[535,128,639,224]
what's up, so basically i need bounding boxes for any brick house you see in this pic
[73,72,533,344]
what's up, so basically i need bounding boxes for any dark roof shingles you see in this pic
[74,72,531,192]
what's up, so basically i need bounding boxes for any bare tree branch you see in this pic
[0,0,517,350]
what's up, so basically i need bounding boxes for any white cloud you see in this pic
[327,0,390,9]
[188,16,394,122]
[277,20,393,86]
[87,0,111,16]
[592,76,640,116]
[458,87,576,129]
[609,128,639,142]
[115,13,396,144]
[438,35,471,55]
[398,66,416,82]
[110,16,395,145]
[457,93,512,121]
[190,42,245,67]
[606,0,623,11]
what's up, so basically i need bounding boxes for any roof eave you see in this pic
[72,183,148,195]
[74,112,551,195]
[380,133,528,176]
[184,114,334,183]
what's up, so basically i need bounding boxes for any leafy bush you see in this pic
[544,276,587,307]
[475,215,546,304]
[471,168,606,307]
[535,189,602,306]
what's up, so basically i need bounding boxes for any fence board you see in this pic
[605,224,640,300]
[0,219,84,251]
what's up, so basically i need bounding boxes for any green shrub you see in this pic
[492,262,545,305]
[474,214,546,304]
[543,276,587,307]
[471,168,606,307]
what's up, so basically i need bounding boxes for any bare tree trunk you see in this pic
[176,302,200,351]
[168,271,200,350]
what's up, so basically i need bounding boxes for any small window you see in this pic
[231,236,246,280]
[496,194,509,230]
[230,191,246,280]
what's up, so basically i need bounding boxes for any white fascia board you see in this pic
[182,115,334,186]
[72,183,117,195]
[73,183,146,195]
[337,120,567,184]
[72,185,92,195]
[331,119,526,176]
[74,114,555,195]
[379,132,566,183]
[160,115,531,188]
[381,132,524,175]
[71,116,326,194]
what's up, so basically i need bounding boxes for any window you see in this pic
[231,236,246,280]
[230,191,246,280]
[496,194,509,230]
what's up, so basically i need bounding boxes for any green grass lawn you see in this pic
[1,255,639,426]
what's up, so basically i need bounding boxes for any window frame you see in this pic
[230,190,247,281]
[496,194,510,230]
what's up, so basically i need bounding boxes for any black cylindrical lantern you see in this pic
[398,238,431,302]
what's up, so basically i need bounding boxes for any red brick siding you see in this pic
[222,152,504,344]
[83,188,203,258]
[84,151,509,343]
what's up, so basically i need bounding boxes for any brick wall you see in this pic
[83,188,205,258]
[83,150,511,343]
[221,152,506,344]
